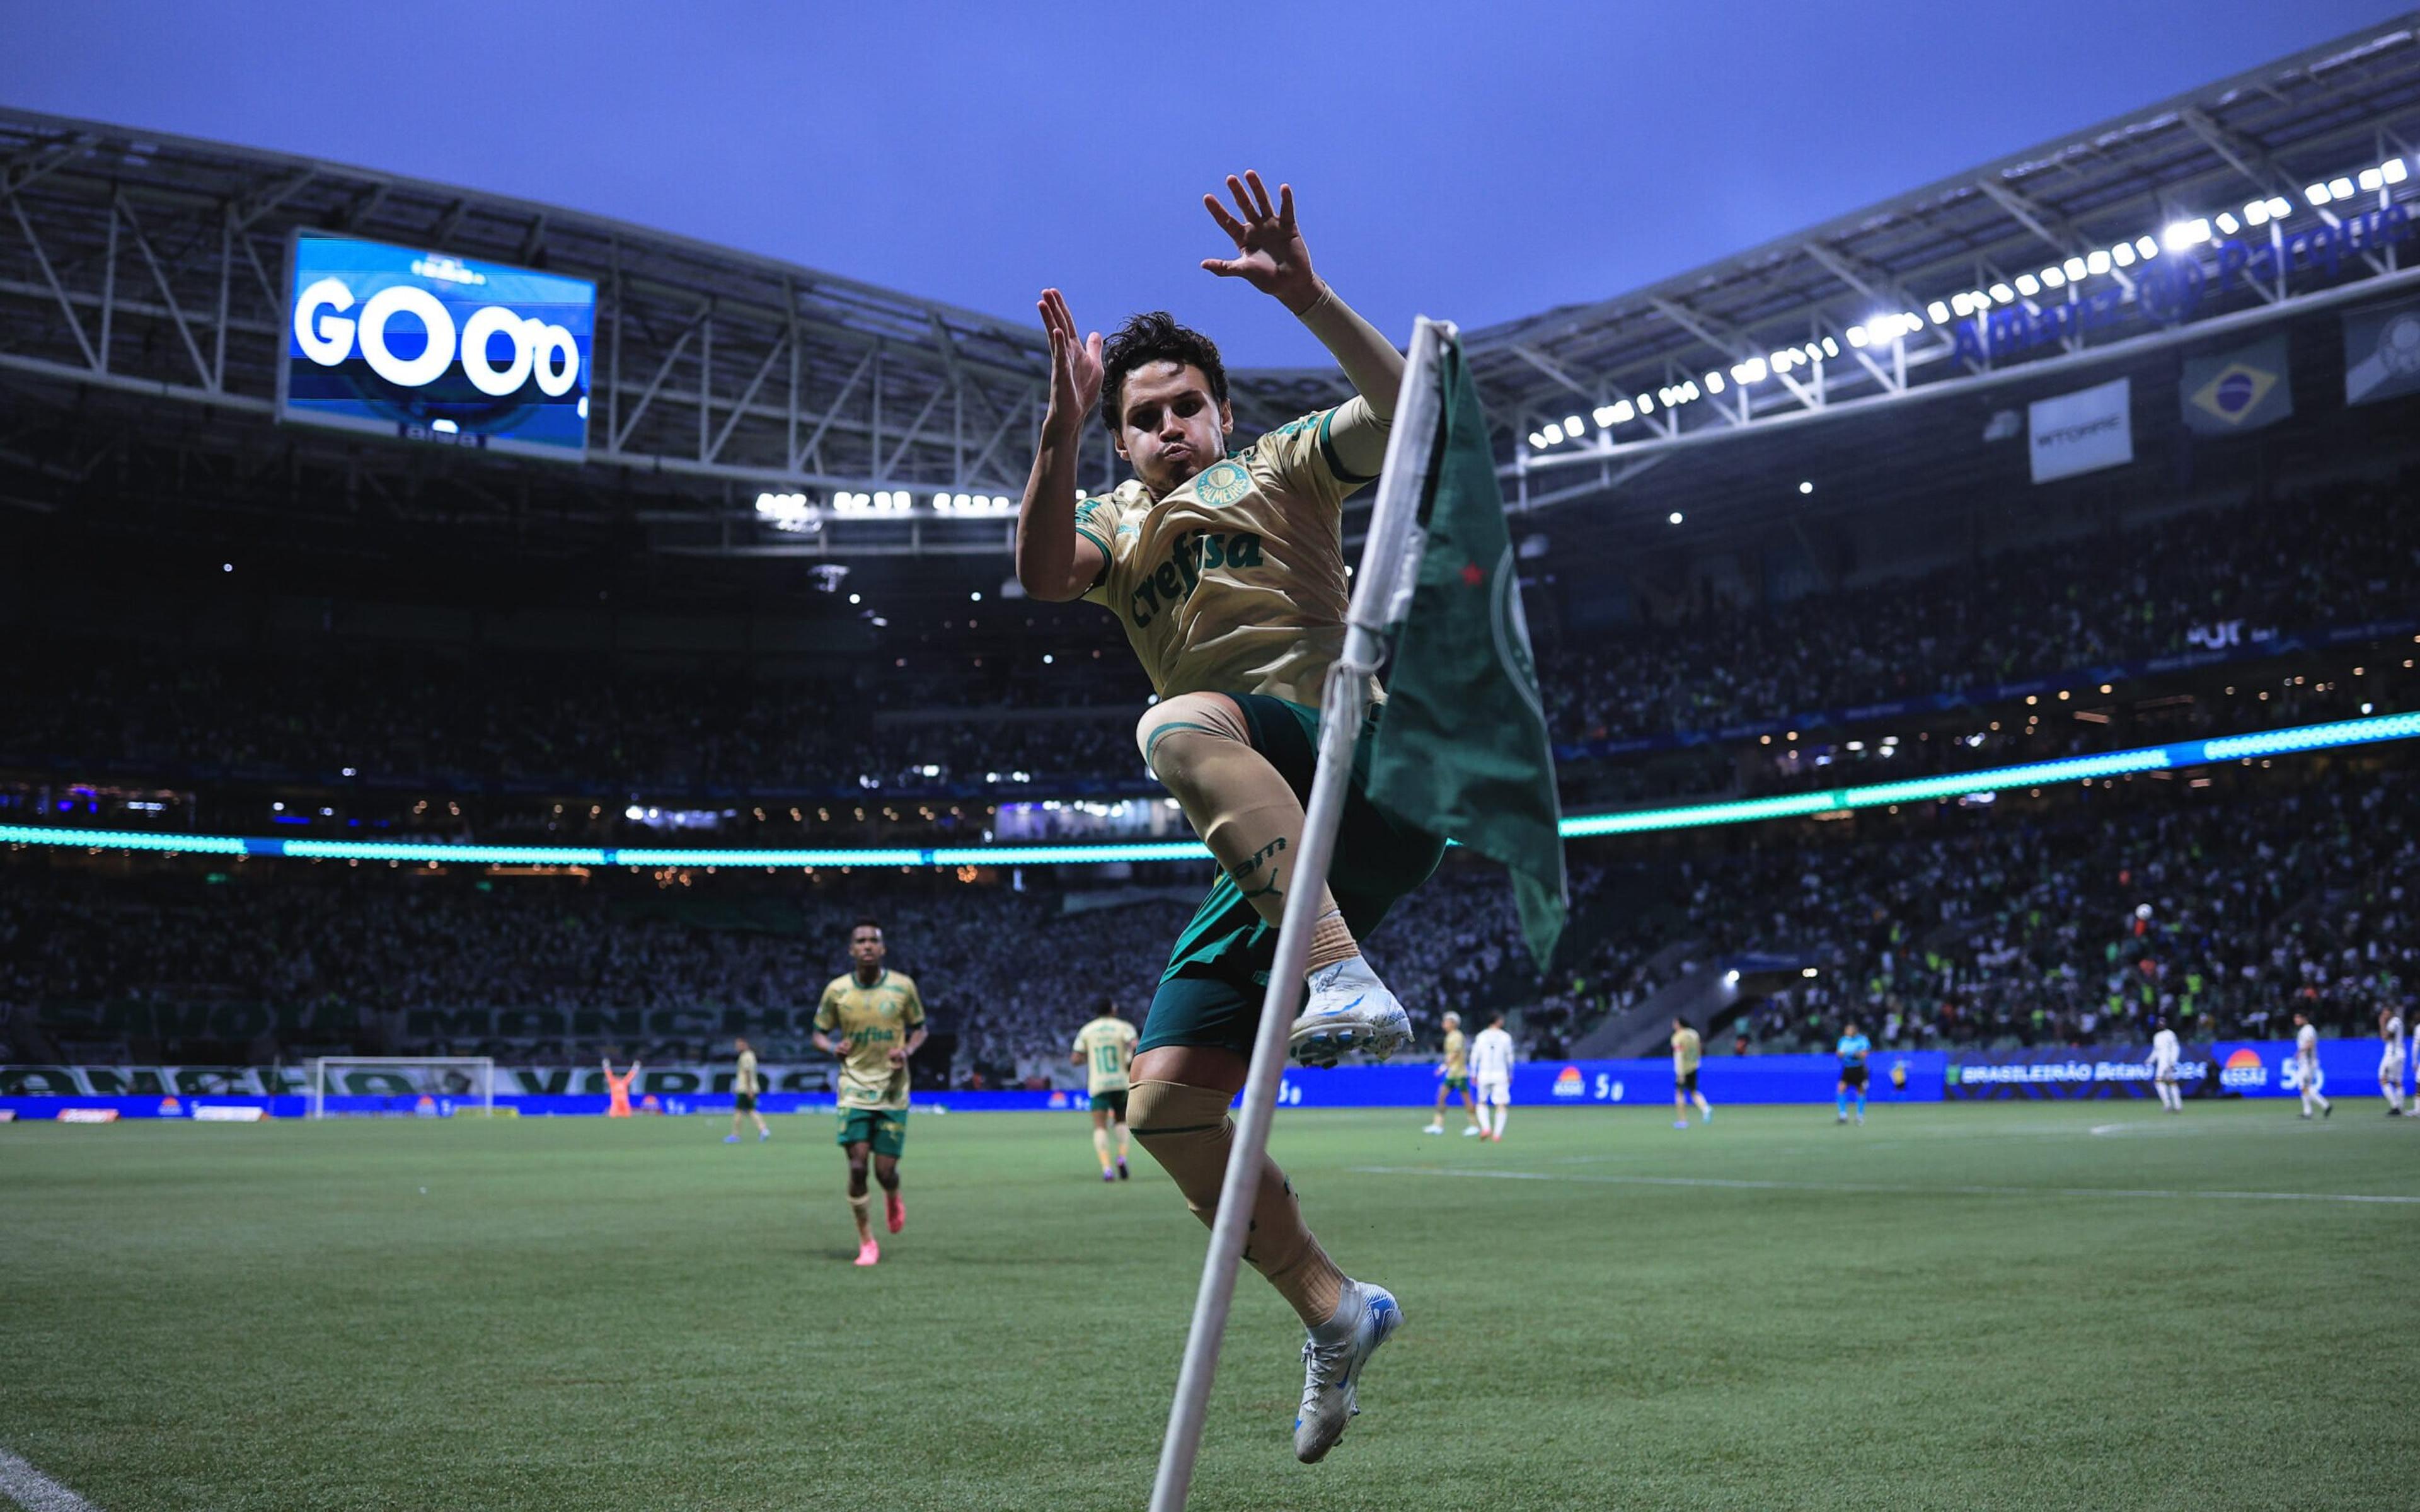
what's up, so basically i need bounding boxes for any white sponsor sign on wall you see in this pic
[2028,376,2133,483]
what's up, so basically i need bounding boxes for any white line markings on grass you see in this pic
[0,1448,100,1512]
[1353,1166,2420,1206]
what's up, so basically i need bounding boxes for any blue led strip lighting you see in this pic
[4,713,2414,867]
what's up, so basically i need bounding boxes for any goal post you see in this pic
[305,1056,497,1120]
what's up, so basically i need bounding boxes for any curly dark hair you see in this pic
[850,915,882,938]
[1101,311,1228,435]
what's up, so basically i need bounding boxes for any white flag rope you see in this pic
[1147,318,1456,1510]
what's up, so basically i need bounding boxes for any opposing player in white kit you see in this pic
[1468,1012,1516,1143]
[2379,1005,2407,1116]
[2293,1012,2331,1120]
[2146,1018,2184,1114]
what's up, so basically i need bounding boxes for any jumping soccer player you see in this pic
[1071,998,1139,1181]
[1016,171,1442,1463]
[1469,1012,1516,1142]
[1671,1016,1710,1129]
[727,1036,770,1143]
[1835,1021,1870,1125]
[812,918,927,1266]
[2380,1005,2407,1116]
[2147,1018,2184,1114]
[1424,1011,1481,1136]
[601,1057,640,1119]
[2293,1011,2330,1120]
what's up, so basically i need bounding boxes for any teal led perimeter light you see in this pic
[6,712,2414,868]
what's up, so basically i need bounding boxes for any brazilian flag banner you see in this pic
[1366,330,1569,967]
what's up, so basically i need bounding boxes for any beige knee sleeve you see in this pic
[1127,1080,1344,1327]
[1136,694,1357,970]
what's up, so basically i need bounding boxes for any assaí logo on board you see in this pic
[1552,1065,1586,1099]
[2220,1047,2269,1091]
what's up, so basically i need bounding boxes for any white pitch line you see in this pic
[0,1448,100,1512]
[1352,1165,2420,1206]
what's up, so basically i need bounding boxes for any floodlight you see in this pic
[2014,273,2040,297]
[2061,256,2086,279]
[2306,182,2332,205]
[1667,511,1683,525]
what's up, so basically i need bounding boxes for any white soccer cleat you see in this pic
[1290,956,1412,1066]
[1420,1122,1444,1135]
[1461,1125,1483,1137]
[1294,1280,1402,1464]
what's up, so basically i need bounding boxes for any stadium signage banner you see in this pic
[1944,1040,2399,1099]
[2028,377,2133,483]
[1949,203,2416,369]
[2342,298,2420,406]
[0,1056,1949,1116]
[279,234,595,461]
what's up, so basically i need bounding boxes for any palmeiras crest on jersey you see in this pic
[1192,460,1252,508]
[1488,542,1545,726]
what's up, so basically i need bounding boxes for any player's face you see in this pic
[1114,360,1233,494]
[850,926,885,968]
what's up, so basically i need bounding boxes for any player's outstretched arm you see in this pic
[1015,289,1110,603]
[1202,171,1404,452]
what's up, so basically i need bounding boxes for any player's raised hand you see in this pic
[1201,171,1320,314]
[1037,288,1103,432]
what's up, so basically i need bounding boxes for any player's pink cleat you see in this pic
[855,1239,880,1268]
[884,1191,906,1234]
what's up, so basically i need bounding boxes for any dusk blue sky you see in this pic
[3,2,2401,364]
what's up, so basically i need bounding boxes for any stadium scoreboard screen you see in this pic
[278,233,596,461]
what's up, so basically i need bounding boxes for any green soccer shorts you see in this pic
[836,1106,908,1157]
[1137,692,1446,1060]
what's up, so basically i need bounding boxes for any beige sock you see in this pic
[1139,694,1360,973]
[1129,1080,1346,1327]
[1092,1124,1114,1171]
[846,1193,872,1242]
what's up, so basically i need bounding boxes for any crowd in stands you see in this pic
[11,481,2412,811]
[1547,479,2417,746]
[0,859,1560,1083]
[9,754,2408,1078]
[1700,760,2415,1051]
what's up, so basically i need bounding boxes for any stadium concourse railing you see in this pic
[3,711,2416,869]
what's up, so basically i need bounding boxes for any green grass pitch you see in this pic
[4,1101,2416,1510]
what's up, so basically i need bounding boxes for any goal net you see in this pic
[305,1057,497,1120]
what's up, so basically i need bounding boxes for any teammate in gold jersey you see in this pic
[1070,999,1139,1182]
[1422,1011,1480,1136]
[1015,171,1430,1465]
[810,918,926,1268]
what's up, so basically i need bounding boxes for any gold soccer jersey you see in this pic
[1673,1027,1702,1074]
[1073,1016,1140,1096]
[1443,1028,1468,1078]
[814,969,925,1111]
[735,1049,759,1095]
[1073,399,1386,708]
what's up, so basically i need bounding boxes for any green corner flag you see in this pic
[1366,329,1570,968]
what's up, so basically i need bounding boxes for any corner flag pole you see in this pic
[1147,318,1455,1511]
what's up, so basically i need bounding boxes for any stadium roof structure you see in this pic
[1,17,2417,563]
